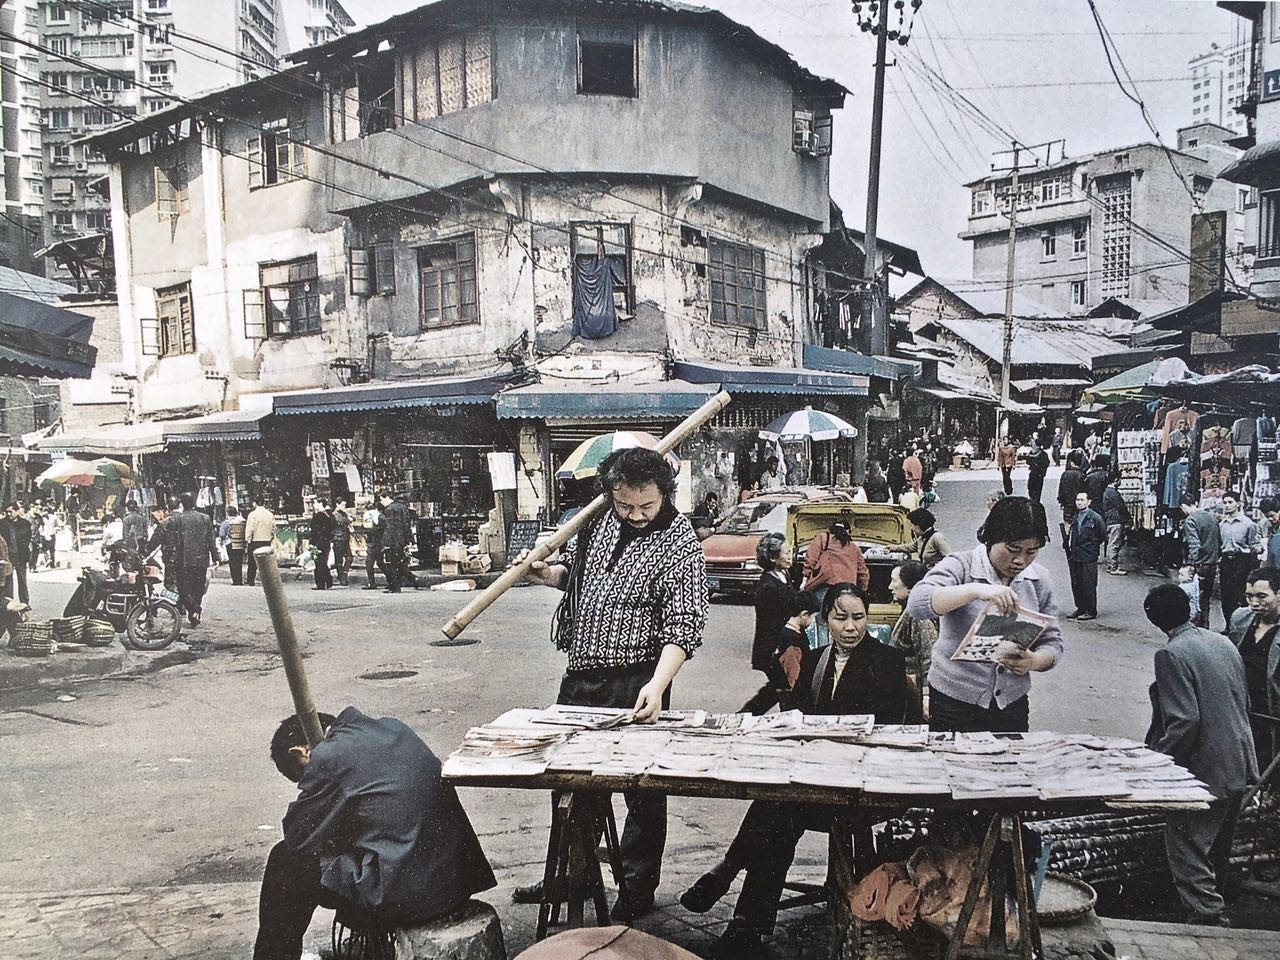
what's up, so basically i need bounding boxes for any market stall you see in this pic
[444,708,1213,958]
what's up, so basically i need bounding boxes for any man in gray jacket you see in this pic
[1229,567,1280,782]
[1144,583,1257,926]
[1180,494,1221,628]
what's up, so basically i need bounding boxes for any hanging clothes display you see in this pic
[1159,406,1199,454]
[571,254,627,340]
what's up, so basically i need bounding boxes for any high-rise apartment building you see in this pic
[0,0,46,272]
[32,0,354,280]
[1188,39,1250,138]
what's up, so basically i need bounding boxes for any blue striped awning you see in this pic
[273,373,514,415]
[495,380,717,420]
[672,360,869,396]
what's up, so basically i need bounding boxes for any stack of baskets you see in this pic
[51,615,87,646]
[81,618,118,647]
[10,620,57,657]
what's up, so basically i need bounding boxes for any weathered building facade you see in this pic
[68,0,905,547]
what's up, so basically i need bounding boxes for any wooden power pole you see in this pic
[864,0,890,358]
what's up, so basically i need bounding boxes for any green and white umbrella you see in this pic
[759,406,858,442]
[555,431,679,480]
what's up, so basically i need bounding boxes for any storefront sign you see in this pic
[507,519,542,558]
[1265,68,1280,102]
[487,452,517,490]
[309,441,330,480]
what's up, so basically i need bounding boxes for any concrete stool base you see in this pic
[395,900,506,960]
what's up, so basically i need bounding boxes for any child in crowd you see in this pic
[1176,565,1201,625]
[777,591,820,701]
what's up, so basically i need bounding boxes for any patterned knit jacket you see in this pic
[555,505,707,672]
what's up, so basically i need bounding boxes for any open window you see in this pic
[257,256,321,337]
[247,118,306,188]
[577,21,637,97]
[571,222,631,339]
[157,282,195,356]
[792,110,832,157]
[155,163,187,220]
[349,242,396,296]
[332,59,397,142]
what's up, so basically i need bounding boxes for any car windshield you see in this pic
[718,500,788,535]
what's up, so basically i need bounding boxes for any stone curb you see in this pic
[0,646,129,692]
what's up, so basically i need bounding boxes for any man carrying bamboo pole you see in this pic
[512,447,708,921]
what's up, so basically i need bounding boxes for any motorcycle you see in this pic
[63,542,182,650]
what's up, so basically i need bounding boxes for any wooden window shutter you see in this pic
[243,288,266,340]
[179,293,195,353]
[349,246,371,296]
[288,122,307,178]
[139,316,159,356]
[246,134,263,188]
[374,242,396,295]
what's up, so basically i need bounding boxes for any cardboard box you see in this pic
[463,554,492,574]
[440,561,462,576]
[438,542,468,563]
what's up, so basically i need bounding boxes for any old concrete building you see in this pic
[961,139,1247,316]
[55,0,920,554]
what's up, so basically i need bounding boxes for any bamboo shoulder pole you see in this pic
[440,390,731,641]
[255,546,324,747]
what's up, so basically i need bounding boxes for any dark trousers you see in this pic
[1068,559,1099,617]
[557,662,669,897]
[1000,466,1013,495]
[365,540,381,587]
[312,540,332,589]
[741,661,789,715]
[254,841,337,960]
[227,548,244,586]
[175,565,208,616]
[1194,562,1217,628]
[1165,794,1243,922]
[246,541,272,586]
[382,547,413,591]
[1028,472,1045,504]
[1220,554,1253,628]
[929,686,1030,733]
[332,541,351,584]
[733,801,836,933]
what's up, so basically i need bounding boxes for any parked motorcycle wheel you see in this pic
[125,599,181,651]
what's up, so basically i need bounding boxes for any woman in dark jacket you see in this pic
[863,460,891,503]
[685,584,908,953]
[741,532,799,715]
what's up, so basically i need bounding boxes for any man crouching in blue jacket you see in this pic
[254,707,495,960]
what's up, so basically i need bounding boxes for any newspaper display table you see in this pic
[443,708,1213,960]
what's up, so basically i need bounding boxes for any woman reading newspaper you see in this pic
[906,496,1063,733]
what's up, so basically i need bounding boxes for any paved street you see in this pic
[2,470,1277,959]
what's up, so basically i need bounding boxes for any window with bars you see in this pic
[1259,190,1280,261]
[409,30,493,121]
[418,235,477,329]
[349,242,396,296]
[155,163,187,219]
[247,118,306,188]
[1098,176,1132,296]
[157,283,195,357]
[245,256,321,338]
[708,237,766,329]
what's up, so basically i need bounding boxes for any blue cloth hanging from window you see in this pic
[572,255,627,340]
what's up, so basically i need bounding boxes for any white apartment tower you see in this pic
[1188,39,1250,138]
[33,0,354,277]
[0,0,46,272]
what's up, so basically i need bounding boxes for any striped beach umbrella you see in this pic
[555,431,679,480]
[758,406,858,442]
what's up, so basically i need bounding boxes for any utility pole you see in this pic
[863,0,890,358]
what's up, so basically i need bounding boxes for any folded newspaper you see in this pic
[951,602,1054,663]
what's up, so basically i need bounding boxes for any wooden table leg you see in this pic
[598,795,629,904]
[985,817,1011,957]
[1009,814,1042,960]
[536,792,572,941]
[944,813,1000,960]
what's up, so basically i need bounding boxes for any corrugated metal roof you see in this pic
[930,316,1128,370]
[949,288,1057,318]
[162,409,267,443]
[0,267,73,305]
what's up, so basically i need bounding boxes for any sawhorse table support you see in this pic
[535,791,627,941]
[946,812,1043,960]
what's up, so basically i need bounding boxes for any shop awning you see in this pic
[1078,359,1166,405]
[495,380,717,420]
[272,373,515,415]
[913,385,1000,405]
[1010,378,1093,391]
[162,409,267,443]
[0,291,97,379]
[801,343,920,380]
[672,360,869,396]
[1218,137,1280,187]
[39,421,166,455]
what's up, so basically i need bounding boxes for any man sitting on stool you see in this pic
[254,707,495,960]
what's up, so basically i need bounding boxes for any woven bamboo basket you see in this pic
[839,918,945,960]
[51,615,87,645]
[81,618,118,647]
[11,620,57,657]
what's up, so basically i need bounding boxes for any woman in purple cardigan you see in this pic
[906,496,1063,733]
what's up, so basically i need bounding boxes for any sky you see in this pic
[339,0,1243,290]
